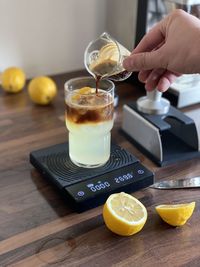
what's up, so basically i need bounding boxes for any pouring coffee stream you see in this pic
[84,32,132,93]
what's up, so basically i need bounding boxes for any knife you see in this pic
[150,177,200,189]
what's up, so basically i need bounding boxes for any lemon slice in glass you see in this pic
[103,192,147,236]
[156,202,195,227]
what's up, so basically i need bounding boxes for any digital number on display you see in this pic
[86,181,110,192]
[86,172,134,193]
[114,173,133,184]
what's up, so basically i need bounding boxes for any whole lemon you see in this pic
[28,76,57,105]
[1,67,26,93]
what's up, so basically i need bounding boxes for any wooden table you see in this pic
[1,71,200,267]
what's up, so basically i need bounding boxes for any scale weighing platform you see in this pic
[30,143,154,212]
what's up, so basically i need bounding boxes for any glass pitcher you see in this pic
[84,32,132,81]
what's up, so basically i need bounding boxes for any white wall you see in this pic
[0,0,107,78]
[0,0,137,78]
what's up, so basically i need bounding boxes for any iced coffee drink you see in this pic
[64,77,114,168]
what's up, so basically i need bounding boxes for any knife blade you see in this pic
[150,177,200,189]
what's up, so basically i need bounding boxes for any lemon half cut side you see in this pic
[103,192,147,236]
[156,202,195,227]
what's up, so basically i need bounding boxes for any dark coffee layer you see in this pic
[65,101,113,124]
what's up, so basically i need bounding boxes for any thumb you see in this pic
[123,49,164,71]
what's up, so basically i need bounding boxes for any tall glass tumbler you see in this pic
[64,76,115,168]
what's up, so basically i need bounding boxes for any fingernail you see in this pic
[123,58,129,69]
[139,77,147,83]
[145,84,153,91]
[157,78,170,92]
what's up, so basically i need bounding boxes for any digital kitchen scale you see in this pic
[30,143,154,212]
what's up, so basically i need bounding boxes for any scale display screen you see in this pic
[65,163,152,204]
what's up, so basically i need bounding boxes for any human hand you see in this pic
[123,9,200,92]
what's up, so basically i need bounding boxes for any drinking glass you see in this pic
[64,76,115,168]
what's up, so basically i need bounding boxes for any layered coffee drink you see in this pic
[65,81,114,168]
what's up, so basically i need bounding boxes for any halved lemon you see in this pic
[156,202,195,227]
[103,192,147,236]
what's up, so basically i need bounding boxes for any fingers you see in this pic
[138,69,181,92]
[123,48,164,71]
[145,69,166,91]
[157,71,181,92]
[138,70,152,83]
[123,19,167,72]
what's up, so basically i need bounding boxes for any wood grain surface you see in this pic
[0,70,200,267]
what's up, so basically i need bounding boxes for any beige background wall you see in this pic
[0,0,137,78]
